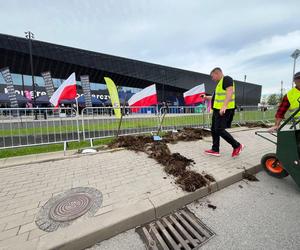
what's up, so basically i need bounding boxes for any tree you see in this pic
[267,94,280,105]
[260,95,268,105]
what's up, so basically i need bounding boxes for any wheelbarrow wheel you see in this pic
[261,153,289,178]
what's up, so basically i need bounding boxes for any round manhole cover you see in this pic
[49,193,93,222]
[36,187,102,232]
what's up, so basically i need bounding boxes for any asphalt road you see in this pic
[87,171,300,250]
[189,171,300,250]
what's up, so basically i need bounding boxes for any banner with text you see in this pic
[41,71,55,98]
[0,67,19,108]
[80,75,92,107]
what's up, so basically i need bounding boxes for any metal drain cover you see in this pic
[136,208,215,250]
[36,187,102,232]
[49,193,93,222]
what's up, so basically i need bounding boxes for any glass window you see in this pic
[34,76,44,87]
[91,83,101,90]
[23,75,33,86]
[52,78,61,88]
[122,86,141,93]
[90,83,95,90]
[98,83,106,90]
[122,86,129,92]
[0,73,4,84]
[11,74,23,85]
[89,82,106,90]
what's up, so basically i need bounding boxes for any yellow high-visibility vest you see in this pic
[287,87,300,117]
[213,77,235,109]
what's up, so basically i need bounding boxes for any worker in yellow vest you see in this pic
[269,72,300,132]
[202,67,244,157]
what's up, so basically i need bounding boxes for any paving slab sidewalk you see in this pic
[0,128,275,250]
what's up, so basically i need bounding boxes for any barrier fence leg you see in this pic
[262,110,266,124]
[77,114,81,141]
[63,141,68,156]
[157,112,166,136]
[240,110,243,126]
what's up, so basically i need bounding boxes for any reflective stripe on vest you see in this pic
[215,92,236,96]
[287,87,300,117]
[213,77,235,109]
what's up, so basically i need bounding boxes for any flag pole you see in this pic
[116,93,127,138]
[75,97,79,116]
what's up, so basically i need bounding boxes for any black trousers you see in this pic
[211,109,240,152]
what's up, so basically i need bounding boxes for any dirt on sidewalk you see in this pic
[108,128,215,192]
[163,127,211,143]
[244,122,271,128]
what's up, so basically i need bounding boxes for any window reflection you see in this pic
[0,73,4,84]
[11,74,22,85]
[0,73,143,95]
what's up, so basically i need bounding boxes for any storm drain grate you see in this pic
[137,208,215,250]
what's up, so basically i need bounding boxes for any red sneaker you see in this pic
[204,149,220,157]
[232,144,245,158]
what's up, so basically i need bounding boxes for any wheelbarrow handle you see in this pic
[255,131,277,145]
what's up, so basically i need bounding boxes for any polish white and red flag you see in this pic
[128,84,158,112]
[50,73,77,108]
[183,84,205,105]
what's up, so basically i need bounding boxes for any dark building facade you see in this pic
[0,33,261,106]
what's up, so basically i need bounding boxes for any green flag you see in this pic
[104,77,121,119]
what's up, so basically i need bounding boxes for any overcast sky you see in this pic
[1,0,300,94]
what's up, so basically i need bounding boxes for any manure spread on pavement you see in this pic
[243,170,259,181]
[109,128,214,192]
[163,127,211,144]
[244,122,271,128]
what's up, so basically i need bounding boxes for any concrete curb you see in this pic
[0,148,125,169]
[19,163,262,250]
[149,164,262,219]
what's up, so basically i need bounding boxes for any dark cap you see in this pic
[294,72,300,80]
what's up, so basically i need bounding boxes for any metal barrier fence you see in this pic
[0,107,79,149]
[235,106,277,124]
[159,105,277,131]
[0,105,277,150]
[81,106,159,140]
[159,106,207,132]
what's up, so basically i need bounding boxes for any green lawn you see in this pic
[0,137,113,159]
